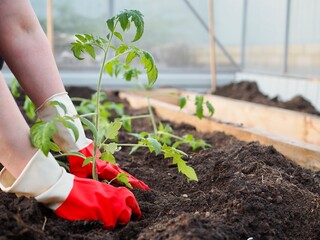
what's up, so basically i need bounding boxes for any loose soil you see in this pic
[1,87,319,239]
[214,81,320,115]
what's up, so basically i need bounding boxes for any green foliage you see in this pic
[23,97,36,120]
[30,121,60,156]
[71,9,158,88]
[10,78,20,98]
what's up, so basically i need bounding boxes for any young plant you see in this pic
[27,9,214,185]
[69,9,214,182]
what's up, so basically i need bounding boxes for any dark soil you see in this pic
[1,86,320,239]
[214,81,320,115]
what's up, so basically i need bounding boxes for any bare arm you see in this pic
[0,0,65,107]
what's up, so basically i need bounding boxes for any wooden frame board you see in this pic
[122,88,320,147]
[119,91,320,171]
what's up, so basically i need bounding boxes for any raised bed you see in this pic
[119,89,320,171]
[1,87,319,239]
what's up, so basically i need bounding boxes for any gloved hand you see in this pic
[0,150,141,230]
[36,92,150,190]
[69,141,150,190]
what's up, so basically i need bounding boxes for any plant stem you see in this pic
[117,143,146,147]
[147,98,157,134]
[92,27,116,180]
[157,131,184,141]
[125,114,150,120]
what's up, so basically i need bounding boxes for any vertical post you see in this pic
[47,0,54,51]
[283,0,291,74]
[241,0,248,70]
[209,0,217,92]
[108,0,114,18]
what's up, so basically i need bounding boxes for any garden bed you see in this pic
[0,87,319,239]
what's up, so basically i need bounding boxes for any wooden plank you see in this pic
[119,91,320,171]
[123,88,320,147]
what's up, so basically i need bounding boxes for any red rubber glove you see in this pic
[0,150,141,230]
[68,142,150,190]
[55,176,141,230]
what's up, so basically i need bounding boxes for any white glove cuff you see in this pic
[36,92,91,152]
[0,150,73,211]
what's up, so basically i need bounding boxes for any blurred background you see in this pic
[2,0,320,109]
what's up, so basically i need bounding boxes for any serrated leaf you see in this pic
[100,152,116,164]
[146,137,162,155]
[116,173,133,189]
[82,156,93,167]
[179,96,187,109]
[118,12,129,31]
[85,44,96,59]
[177,161,198,181]
[79,116,97,141]
[105,120,122,140]
[206,101,215,117]
[30,121,59,156]
[103,142,118,154]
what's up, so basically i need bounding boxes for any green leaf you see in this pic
[105,120,122,140]
[116,173,133,189]
[50,101,67,114]
[23,97,36,120]
[75,34,87,43]
[116,44,129,56]
[126,51,138,64]
[103,142,119,154]
[141,51,158,87]
[179,96,187,109]
[30,121,60,156]
[114,31,123,41]
[79,116,97,141]
[71,42,85,60]
[100,152,116,164]
[85,44,96,59]
[59,118,79,141]
[106,17,115,32]
[65,151,86,159]
[123,68,140,81]
[10,78,21,98]
[146,137,162,155]
[122,116,132,132]
[206,101,215,117]
[177,161,198,181]
[195,95,204,119]
[118,12,130,31]
[82,156,93,167]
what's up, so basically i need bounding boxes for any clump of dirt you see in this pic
[214,81,320,115]
[0,86,319,239]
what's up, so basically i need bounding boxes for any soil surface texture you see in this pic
[0,87,319,240]
[214,81,320,115]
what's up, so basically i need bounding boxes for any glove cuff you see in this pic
[0,150,73,210]
[36,92,91,152]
